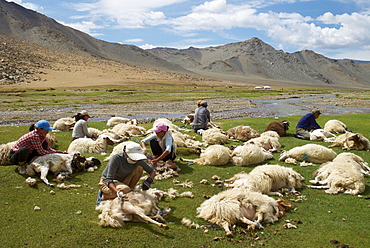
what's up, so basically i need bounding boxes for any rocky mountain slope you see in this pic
[1,0,370,89]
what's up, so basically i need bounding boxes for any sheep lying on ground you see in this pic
[180,145,231,166]
[52,117,75,131]
[202,128,228,145]
[308,153,367,195]
[96,188,169,229]
[87,128,126,143]
[182,114,194,125]
[67,135,115,153]
[197,188,290,237]
[245,135,281,152]
[324,120,348,134]
[329,132,370,151]
[279,144,337,164]
[153,118,179,132]
[310,129,336,142]
[231,144,273,166]
[107,117,137,127]
[25,152,88,186]
[226,125,260,142]
[172,131,196,148]
[224,164,304,196]
[333,152,370,176]
[0,141,15,166]
[104,141,139,161]
[112,123,147,137]
[264,120,290,137]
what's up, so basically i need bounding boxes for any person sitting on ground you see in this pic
[191,100,211,132]
[72,110,97,140]
[141,123,177,167]
[9,120,66,174]
[97,142,156,204]
[295,109,322,140]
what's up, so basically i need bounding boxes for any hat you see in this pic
[124,142,147,161]
[35,120,54,131]
[312,109,321,114]
[197,100,202,105]
[80,110,90,117]
[152,123,168,133]
[200,101,208,107]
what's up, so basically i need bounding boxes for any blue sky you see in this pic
[7,0,370,60]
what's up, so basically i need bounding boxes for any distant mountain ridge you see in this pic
[1,0,370,88]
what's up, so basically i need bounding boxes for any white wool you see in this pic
[104,141,141,161]
[193,145,231,166]
[25,177,37,186]
[0,141,15,165]
[226,125,260,142]
[46,133,57,148]
[329,132,370,151]
[333,152,370,175]
[245,136,281,152]
[310,129,336,142]
[324,120,347,134]
[153,118,179,131]
[87,127,102,136]
[107,117,131,127]
[231,144,273,166]
[112,123,147,137]
[52,117,75,131]
[279,144,337,164]
[261,131,280,139]
[202,128,228,145]
[172,131,195,148]
[67,135,115,153]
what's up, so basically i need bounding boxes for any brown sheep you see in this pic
[264,120,290,137]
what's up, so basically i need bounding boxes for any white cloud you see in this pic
[58,20,104,36]
[139,44,157,49]
[6,0,43,11]
[124,38,144,43]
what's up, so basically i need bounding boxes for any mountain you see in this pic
[1,0,370,89]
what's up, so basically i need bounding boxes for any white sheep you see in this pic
[226,125,260,142]
[171,130,196,148]
[279,144,337,164]
[231,144,273,166]
[0,141,15,165]
[107,117,137,127]
[112,123,147,137]
[202,128,228,145]
[244,135,281,152]
[310,129,336,142]
[52,117,75,131]
[67,135,115,154]
[333,152,370,176]
[104,141,140,161]
[260,131,280,139]
[324,120,348,134]
[153,118,179,132]
[181,145,231,166]
[89,128,126,143]
[329,132,370,151]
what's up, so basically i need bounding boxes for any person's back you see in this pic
[192,101,210,131]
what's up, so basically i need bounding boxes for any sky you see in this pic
[7,0,370,61]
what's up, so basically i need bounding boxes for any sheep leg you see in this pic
[134,212,169,230]
[268,191,283,197]
[239,217,261,230]
[219,221,233,237]
[39,166,53,186]
[306,185,330,189]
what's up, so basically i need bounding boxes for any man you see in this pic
[295,109,322,140]
[9,120,65,174]
[97,142,156,204]
[191,100,210,132]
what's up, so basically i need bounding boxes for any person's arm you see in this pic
[30,136,55,155]
[152,136,172,164]
[81,120,93,138]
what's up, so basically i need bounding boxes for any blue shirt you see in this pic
[296,113,321,130]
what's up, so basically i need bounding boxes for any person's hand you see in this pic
[152,158,159,165]
[116,190,126,198]
[142,177,153,190]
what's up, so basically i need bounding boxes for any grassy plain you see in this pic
[0,87,369,248]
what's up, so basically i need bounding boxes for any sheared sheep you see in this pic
[202,128,228,145]
[226,125,260,142]
[310,129,336,142]
[0,141,15,165]
[96,188,169,229]
[324,120,348,134]
[224,164,304,196]
[112,123,147,137]
[181,145,231,166]
[329,132,370,151]
[245,135,281,152]
[67,135,115,153]
[197,188,290,237]
[52,117,75,131]
[231,144,273,166]
[333,152,370,176]
[279,144,337,164]
[264,120,290,137]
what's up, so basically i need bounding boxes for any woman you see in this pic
[72,110,97,140]
[191,101,210,132]
[141,123,177,166]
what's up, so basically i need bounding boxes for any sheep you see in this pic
[244,135,281,152]
[324,120,349,134]
[107,117,137,127]
[328,132,370,151]
[0,141,15,166]
[52,117,75,131]
[261,130,280,139]
[182,114,194,125]
[202,128,228,145]
[180,145,231,166]
[226,125,260,142]
[231,144,273,166]
[153,118,179,132]
[224,164,305,196]
[67,135,115,154]
[172,130,196,148]
[308,161,365,195]
[112,123,147,137]
[264,120,290,137]
[46,133,57,148]
[197,188,289,237]
[310,129,336,142]
[333,152,370,176]
[279,144,337,164]
[104,141,142,161]
[96,188,169,229]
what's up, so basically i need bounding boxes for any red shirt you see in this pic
[12,130,56,155]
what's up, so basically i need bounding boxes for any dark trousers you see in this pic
[9,141,48,165]
[150,139,176,161]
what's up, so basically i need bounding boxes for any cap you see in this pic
[312,109,321,114]
[152,123,168,133]
[197,100,202,105]
[80,110,90,117]
[35,120,54,131]
[124,142,147,161]
[200,101,208,107]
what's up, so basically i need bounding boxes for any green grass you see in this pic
[1,113,370,248]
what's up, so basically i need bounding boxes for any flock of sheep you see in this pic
[1,116,369,236]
